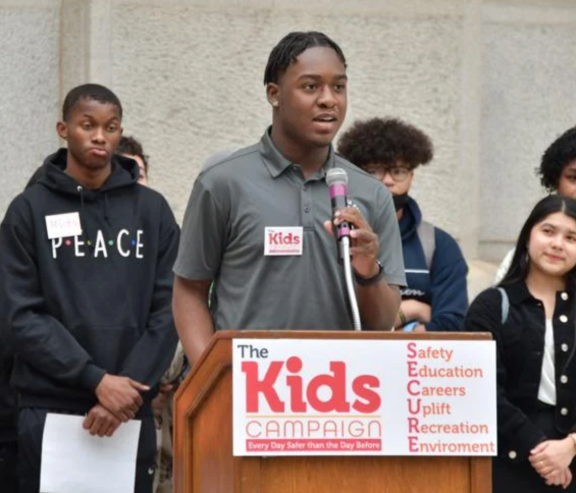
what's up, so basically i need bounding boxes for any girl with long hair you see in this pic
[465,195,576,491]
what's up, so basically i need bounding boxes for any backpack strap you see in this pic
[416,220,436,271]
[496,287,510,325]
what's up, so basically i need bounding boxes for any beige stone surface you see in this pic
[467,258,499,302]
[109,1,478,224]
[1,0,575,265]
[479,3,576,260]
[0,0,60,204]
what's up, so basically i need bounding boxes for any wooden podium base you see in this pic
[174,331,492,493]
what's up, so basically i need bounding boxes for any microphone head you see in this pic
[326,167,349,187]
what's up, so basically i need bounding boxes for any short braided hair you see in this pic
[264,31,346,85]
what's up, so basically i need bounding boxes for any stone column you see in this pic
[60,0,113,100]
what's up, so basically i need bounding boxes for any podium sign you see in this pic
[233,339,496,457]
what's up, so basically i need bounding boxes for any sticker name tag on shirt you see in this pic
[45,212,82,240]
[264,227,303,256]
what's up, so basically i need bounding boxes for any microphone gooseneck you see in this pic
[326,168,361,331]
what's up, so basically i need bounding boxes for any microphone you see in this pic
[326,168,361,330]
[326,168,351,259]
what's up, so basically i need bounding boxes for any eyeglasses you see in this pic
[366,167,411,182]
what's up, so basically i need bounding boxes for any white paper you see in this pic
[40,414,142,493]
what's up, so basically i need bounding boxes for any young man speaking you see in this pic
[173,32,406,365]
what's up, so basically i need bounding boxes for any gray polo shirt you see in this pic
[174,129,405,331]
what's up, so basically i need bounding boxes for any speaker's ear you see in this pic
[266,83,280,108]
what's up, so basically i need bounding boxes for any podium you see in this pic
[174,331,492,493]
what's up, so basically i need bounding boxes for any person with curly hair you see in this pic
[495,126,576,283]
[539,127,576,195]
[338,117,468,332]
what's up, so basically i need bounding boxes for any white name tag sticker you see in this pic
[264,227,303,256]
[45,212,82,240]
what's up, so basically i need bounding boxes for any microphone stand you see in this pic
[341,236,361,331]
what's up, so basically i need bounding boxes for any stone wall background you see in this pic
[2,0,576,296]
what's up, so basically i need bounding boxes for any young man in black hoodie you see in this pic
[0,84,179,493]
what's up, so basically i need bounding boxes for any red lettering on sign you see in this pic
[242,361,285,412]
[242,357,381,414]
[268,232,301,246]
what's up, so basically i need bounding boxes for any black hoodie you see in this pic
[0,347,16,442]
[0,149,179,414]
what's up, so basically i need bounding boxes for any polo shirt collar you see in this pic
[259,127,336,179]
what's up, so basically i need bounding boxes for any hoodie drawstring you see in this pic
[77,185,84,210]
[77,185,90,248]
[76,186,111,247]
[103,193,110,223]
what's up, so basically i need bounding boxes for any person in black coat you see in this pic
[464,195,576,491]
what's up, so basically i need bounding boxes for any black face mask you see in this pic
[393,193,409,212]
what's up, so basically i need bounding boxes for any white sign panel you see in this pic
[233,339,497,456]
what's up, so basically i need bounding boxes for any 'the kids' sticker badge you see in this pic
[264,227,303,256]
[45,212,82,240]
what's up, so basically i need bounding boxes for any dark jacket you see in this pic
[400,196,468,331]
[463,281,576,461]
[0,149,179,414]
[0,346,16,442]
